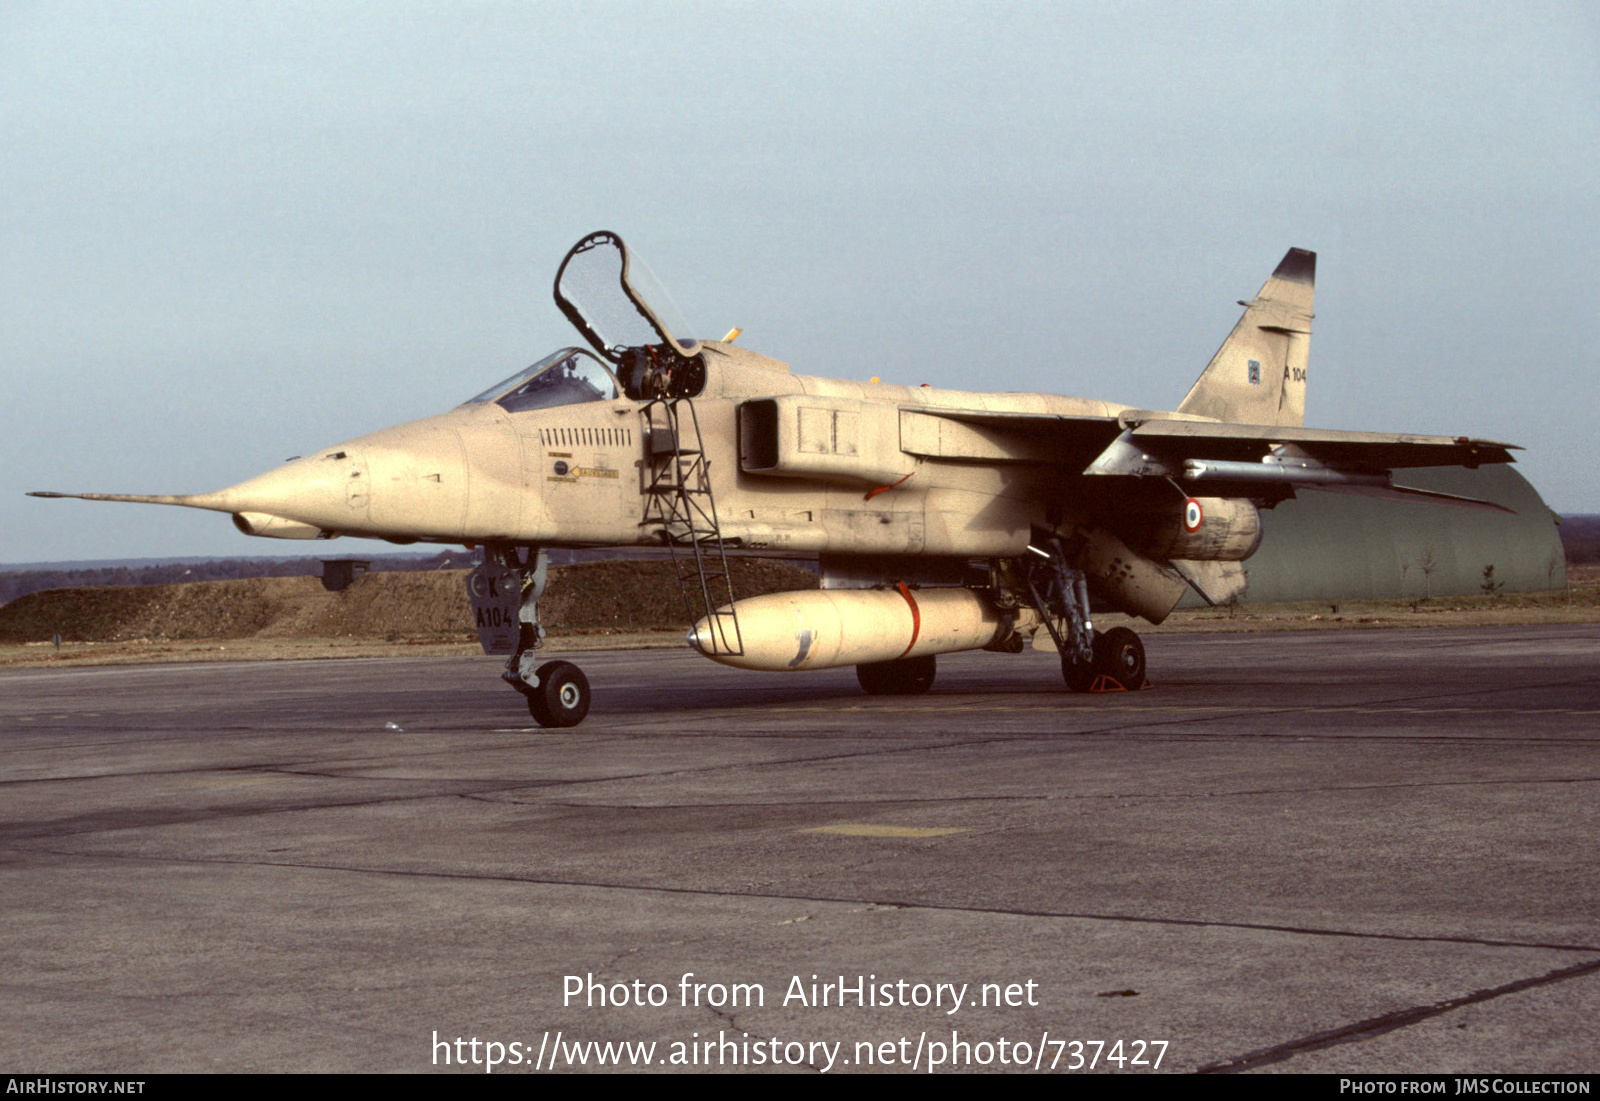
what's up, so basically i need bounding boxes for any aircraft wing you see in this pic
[904,407,1519,511]
[1120,419,1518,470]
[1107,420,1520,511]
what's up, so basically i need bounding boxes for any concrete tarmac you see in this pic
[3,625,1598,1074]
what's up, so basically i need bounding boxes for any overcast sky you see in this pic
[4,1,1597,563]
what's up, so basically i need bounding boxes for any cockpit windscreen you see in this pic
[465,348,618,413]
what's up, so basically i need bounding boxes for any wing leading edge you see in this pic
[1087,419,1518,512]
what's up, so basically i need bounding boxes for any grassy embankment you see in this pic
[0,559,813,667]
[2,561,1596,669]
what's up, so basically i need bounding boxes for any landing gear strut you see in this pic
[1021,539,1147,692]
[492,546,594,727]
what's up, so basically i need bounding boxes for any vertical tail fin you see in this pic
[1176,248,1315,427]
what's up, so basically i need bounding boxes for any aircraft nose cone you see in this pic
[219,448,371,532]
[219,407,526,542]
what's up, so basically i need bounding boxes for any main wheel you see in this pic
[1093,627,1146,690]
[527,660,591,727]
[1061,651,1097,693]
[856,655,937,695]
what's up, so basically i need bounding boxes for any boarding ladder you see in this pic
[640,398,744,657]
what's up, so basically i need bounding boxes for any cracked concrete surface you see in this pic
[2,626,1598,1072]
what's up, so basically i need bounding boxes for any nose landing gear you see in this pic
[477,545,596,728]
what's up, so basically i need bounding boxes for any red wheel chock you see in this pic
[1089,675,1152,693]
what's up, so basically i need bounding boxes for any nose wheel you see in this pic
[523,660,591,728]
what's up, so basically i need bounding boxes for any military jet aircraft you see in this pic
[32,231,1517,726]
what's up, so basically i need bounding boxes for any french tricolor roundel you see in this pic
[1183,498,1204,533]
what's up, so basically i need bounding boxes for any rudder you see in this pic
[1176,248,1314,427]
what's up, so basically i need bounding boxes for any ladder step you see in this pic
[645,396,743,655]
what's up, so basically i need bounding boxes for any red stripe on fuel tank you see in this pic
[896,582,921,659]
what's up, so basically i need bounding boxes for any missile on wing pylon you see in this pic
[687,587,1039,672]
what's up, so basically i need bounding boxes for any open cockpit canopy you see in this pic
[554,230,700,362]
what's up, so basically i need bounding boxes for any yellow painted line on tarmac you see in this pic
[799,824,971,838]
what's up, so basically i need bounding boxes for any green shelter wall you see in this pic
[1207,466,1565,605]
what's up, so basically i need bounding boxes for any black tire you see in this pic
[527,660,591,727]
[1061,651,1097,693]
[856,655,937,695]
[1094,627,1146,690]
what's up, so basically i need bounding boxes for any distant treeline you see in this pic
[1561,515,1600,565]
[0,551,471,607]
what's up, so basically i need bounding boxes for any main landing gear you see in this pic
[857,654,937,695]
[1064,625,1147,693]
[1022,540,1149,693]
[493,546,594,728]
